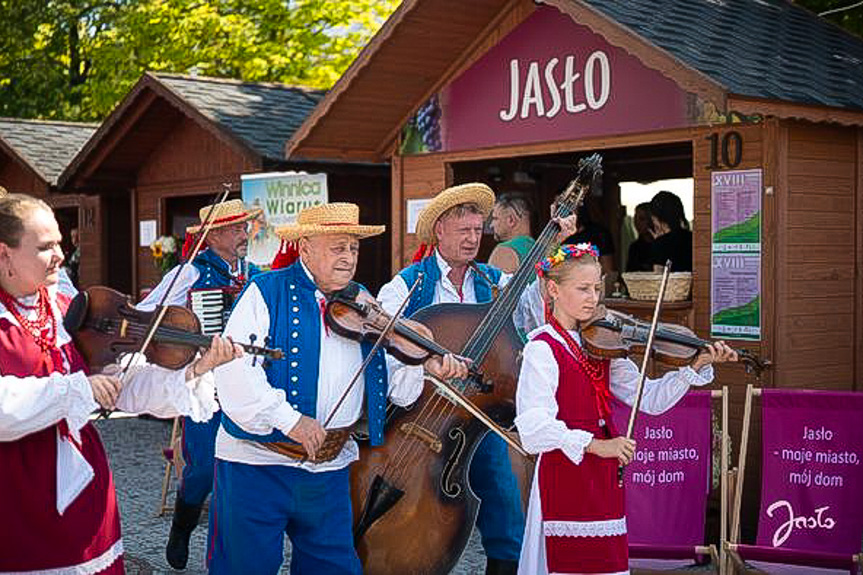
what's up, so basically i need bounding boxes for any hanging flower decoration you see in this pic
[150,235,179,276]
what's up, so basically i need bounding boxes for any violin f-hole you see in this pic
[441,426,467,498]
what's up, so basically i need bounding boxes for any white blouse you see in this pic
[515,324,714,466]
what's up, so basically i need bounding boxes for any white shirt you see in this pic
[378,250,542,338]
[515,323,713,575]
[213,260,424,472]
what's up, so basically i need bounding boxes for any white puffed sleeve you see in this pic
[136,265,200,310]
[515,339,594,465]
[610,357,714,415]
[215,283,301,437]
[111,355,217,422]
[0,370,97,441]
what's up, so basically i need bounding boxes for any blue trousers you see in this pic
[469,433,525,562]
[178,412,221,505]
[207,460,361,575]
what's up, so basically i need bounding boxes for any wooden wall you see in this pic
[0,158,49,198]
[135,116,258,292]
[779,121,859,391]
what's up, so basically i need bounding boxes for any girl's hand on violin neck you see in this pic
[424,353,470,381]
[587,437,636,466]
[189,335,244,379]
[288,415,327,461]
[690,340,738,372]
[88,374,121,410]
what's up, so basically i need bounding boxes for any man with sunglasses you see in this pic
[138,199,262,570]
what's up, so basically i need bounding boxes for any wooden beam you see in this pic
[730,96,863,127]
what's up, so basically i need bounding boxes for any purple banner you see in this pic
[757,390,863,554]
[610,392,713,546]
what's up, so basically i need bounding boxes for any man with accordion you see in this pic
[137,199,262,570]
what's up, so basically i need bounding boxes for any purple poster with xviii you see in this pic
[757,390,863,554]
[610,392,713,546]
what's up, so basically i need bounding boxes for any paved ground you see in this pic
[96,417,486,574]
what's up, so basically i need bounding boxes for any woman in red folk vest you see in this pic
[515,244,737,575]
[0,192,241,574]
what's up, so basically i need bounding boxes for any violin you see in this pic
[581,306,770,375]
[325,282,477,372]
[63,286,283,372]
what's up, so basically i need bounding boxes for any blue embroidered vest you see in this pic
[190,249,260,292]
[398,254,502,318]
[221,263,390,446]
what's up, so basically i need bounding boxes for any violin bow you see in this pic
[618,260,672,486]
[424,374,529,457]
[101,183,233,418]
[321,273,424,432]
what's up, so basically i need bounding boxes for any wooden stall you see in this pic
[0,119,100,286]
[284,0,863,539]
[59,73,391,297]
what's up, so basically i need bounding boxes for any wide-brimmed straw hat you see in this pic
[415,183,495,244]
[275,202,385,241]
[186,199,263,234]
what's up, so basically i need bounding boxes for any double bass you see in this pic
[350,155,603,574]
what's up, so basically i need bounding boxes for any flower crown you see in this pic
[535,243,599,278]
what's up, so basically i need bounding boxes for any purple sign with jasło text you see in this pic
[438,6,691,153]
[610,392,713,546]
[757,390,863,554]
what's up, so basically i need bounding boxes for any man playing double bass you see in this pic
[378,183,577,574]
[138,199,262,570]
[209,202,469,574]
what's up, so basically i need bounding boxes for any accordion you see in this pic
[188,287,241,335]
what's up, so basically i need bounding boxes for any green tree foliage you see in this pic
[0,0,399,121]
[796,0,863,37]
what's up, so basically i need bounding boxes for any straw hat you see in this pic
[186,199,263,234]
[415,183,495,244]
[275,202,385,241]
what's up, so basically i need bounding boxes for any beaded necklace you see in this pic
[547,313,610,418]
[0,286,57,355]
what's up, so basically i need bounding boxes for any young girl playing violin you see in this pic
[514,243,737,575]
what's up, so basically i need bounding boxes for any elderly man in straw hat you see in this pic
[378,183,577,574]
[209,202,469,574]
[137,198,263,569]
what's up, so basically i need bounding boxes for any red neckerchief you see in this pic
[547,314,611,419]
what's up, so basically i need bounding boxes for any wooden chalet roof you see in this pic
[0,118,97,186]
[60,73,323,189]
[286,0,863,162]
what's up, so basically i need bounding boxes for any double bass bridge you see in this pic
[399,422,442,453]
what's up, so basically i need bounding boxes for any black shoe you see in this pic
[486,558,518,575]
[165,497,203,570]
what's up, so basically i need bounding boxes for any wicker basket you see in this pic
[622,271,692,302]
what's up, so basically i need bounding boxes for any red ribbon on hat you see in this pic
[411,242,433,263]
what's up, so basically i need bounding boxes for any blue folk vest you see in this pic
[221,263,389,446]
[189,249,260,292]
[398,254,502,318]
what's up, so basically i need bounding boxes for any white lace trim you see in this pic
[8,539,123,574]
[544,517,627,538]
